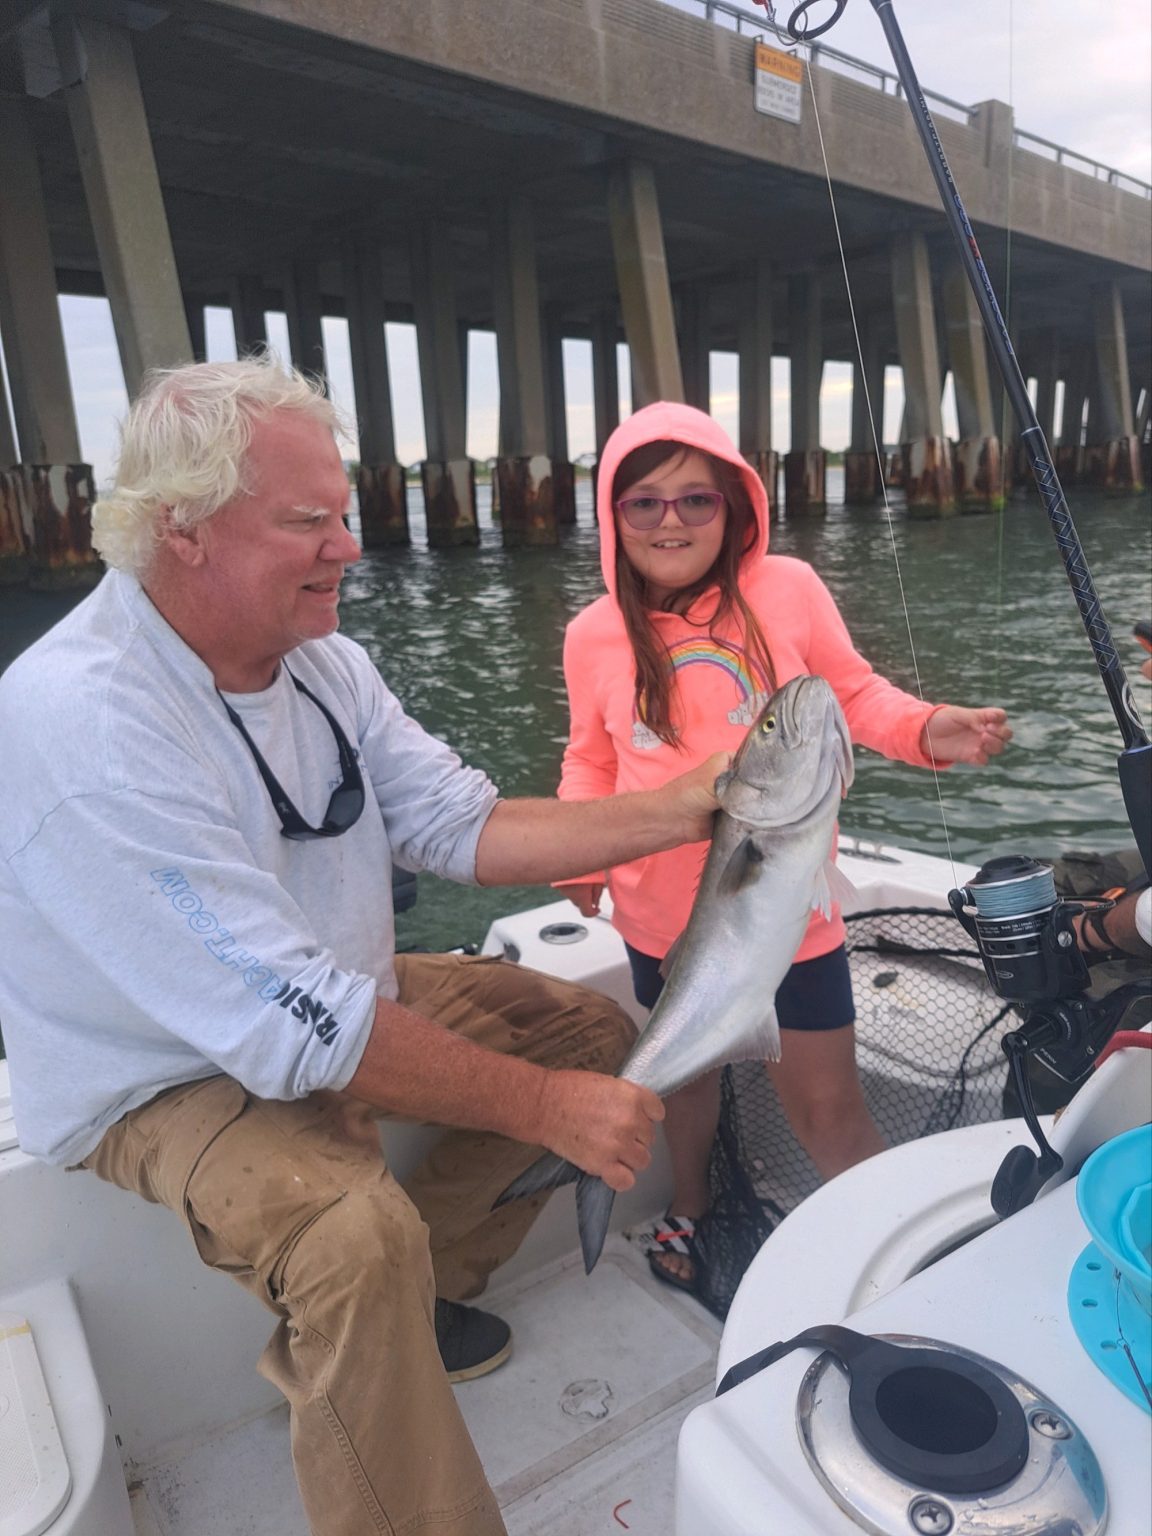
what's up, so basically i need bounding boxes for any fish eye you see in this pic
[760,714,776,733]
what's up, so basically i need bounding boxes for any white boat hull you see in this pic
[12,836,1082,1536]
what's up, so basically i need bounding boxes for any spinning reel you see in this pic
[949,857,1151,1218]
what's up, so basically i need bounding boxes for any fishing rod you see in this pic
[753,0,1151,880]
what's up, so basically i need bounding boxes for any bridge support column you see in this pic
[987,317,1029,491]
[1055,346,1089,484]
[230,275,268,357]
[844,317,884,503]
[1033,330,1059,443]
[0,94,98,588]
[284,260,327,384]
[1020,328,1061,499]
[52,13,191,396]
[784,274,825,515]
[1137,387,1151,488]
[411,223,477,546]
[184,296,206,363]
[743,254,780,513]
[592,311,620,453]
[1090,281,1143,493]
[591,310,621,497]
[891,233,954,516]
[607,160,683,409]
[344,235,407,547]
[19,465,100,591]
[943,260,1001,513]
[543,310,576,524]
[738,259,776,515]
[0,466,27,586]
[678,284,711,414]
[1134,385,1150,446]
[491,198,561,546]
[0,360,16,468]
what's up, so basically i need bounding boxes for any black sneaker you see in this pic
[434,1298,513,1383]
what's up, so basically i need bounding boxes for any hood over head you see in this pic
[594,402,770,600]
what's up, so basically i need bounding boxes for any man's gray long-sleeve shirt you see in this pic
[0,571,500,1164]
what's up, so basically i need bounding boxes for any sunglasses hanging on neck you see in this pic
[219,668,365,840]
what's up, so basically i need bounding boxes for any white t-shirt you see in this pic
[0,572,499,1164]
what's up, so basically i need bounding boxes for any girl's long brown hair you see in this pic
[612,440,775,748]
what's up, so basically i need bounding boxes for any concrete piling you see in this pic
[0,0,1145,574]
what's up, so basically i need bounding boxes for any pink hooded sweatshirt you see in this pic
[557,401,942,964]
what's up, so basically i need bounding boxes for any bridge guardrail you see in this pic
[667,0,1152,198]
[1012,128,1152,199]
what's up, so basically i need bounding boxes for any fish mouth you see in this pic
[829,695,855,794]
[776,679,851,787]
[778,678,808,744]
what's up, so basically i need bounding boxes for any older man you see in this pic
[0,359,722,1536]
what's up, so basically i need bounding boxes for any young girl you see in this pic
[556,402,1011,1295]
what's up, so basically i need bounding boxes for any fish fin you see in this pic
[739,1005,781,1064]
[658,933,685,981]
[576,1174,617,1273]
[715,834,766,898]
[826,860,858,910]
[811,859,858,920]
[764,1006,783,1062]
[702,1006,781,1068]
[493,1151,579,1209]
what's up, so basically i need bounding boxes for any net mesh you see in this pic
[693,907,1013,1319]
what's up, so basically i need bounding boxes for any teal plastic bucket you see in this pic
[1069,1123,1152,1412]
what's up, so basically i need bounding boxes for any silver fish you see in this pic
[497,674,856,1273]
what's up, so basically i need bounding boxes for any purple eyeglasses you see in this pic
[614,491,726,531]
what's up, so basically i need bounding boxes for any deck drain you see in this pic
[560,1378,613,1421]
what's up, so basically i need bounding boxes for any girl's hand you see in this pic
[566,882,605,918]
[921,705,1012,766]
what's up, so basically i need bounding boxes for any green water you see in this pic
[3,475,1150,953]
[339,475,1152,950]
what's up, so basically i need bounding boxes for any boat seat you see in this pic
[0,1279,132,1536]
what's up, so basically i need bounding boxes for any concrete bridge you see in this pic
[1,0,1149,579]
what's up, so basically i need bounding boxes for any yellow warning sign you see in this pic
[754,43,803,123]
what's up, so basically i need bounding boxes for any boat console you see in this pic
[677,1027,1152,1534]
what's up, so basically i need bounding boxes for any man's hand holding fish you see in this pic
[532,1069,666,1194]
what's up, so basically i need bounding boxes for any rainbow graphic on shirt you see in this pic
[631,637,772,748]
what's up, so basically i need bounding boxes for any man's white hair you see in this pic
[91,356,346,577]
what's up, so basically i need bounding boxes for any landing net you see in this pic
[691,907,1012,1319]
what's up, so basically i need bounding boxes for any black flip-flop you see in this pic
[647,1213,700,1294]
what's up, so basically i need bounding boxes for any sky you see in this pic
[3,0,1149,481]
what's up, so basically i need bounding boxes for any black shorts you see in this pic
[624,939,856,1031]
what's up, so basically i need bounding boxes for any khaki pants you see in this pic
[81,953,635,1536]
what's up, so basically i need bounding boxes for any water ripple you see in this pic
[342,481,1151,949]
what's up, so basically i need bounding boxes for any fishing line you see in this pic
[756,0,1151,880]
[781,22,962,878]
[991,0,1016,703]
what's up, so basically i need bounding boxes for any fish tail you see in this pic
[576,1174,617,1274]
[493,1156,617,1274]
[493,1151,579,1208]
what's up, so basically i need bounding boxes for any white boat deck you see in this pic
[2,840,1004,1536]
[125,1228,723,1536]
